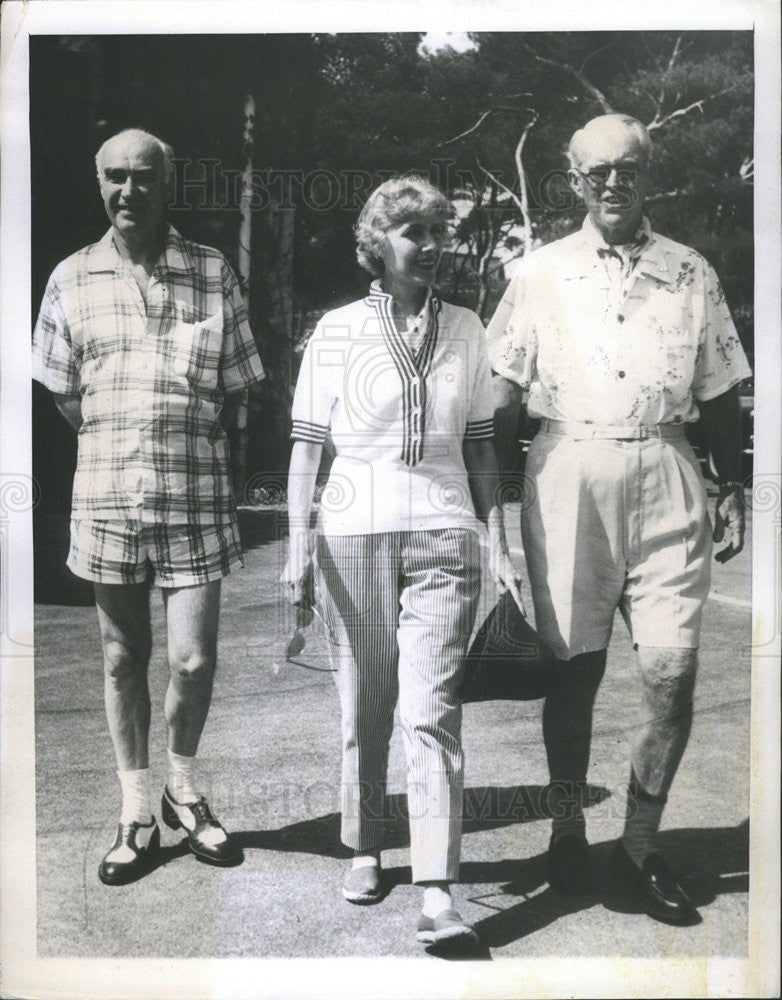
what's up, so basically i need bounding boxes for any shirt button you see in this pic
[618,370,626,379]
[617,314,625,323]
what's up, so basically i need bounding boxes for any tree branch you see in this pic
[647,87,734,132]
[437,109,494,148]
[519,40,613,113]
[475,157,524,216]
[656,34,683,111]
[437,103,533,148]
[578,40,618,76]
[513,110,539,255]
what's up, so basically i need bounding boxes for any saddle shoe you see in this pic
[161,787,242,866]
[98,818,160,886]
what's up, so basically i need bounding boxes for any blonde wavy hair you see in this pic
[354,175,453,277]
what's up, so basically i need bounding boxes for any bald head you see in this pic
[96,129,174,186]
[568,114,652,171]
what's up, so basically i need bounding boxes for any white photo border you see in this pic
[1,2,779,998]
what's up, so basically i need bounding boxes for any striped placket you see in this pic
[366,281,440,467]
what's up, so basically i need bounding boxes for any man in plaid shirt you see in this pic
[32,129,265,885]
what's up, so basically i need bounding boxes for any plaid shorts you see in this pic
[67,518,243,587]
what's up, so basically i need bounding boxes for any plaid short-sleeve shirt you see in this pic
[32,226,265,524]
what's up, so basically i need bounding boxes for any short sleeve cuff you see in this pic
[31,357,80,395]
[694,369,752,403]
[221,358,266,394]
[464,418,494,441]
[291,419,329,444]
[489,363,530,389]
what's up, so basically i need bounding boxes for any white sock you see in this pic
[351,849,381,870]
[167,750,199,804]
[118,768,152,825]
[421,884,453,919]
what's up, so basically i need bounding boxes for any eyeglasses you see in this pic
[576,165,642,188]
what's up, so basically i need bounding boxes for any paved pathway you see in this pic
[34,500,752,963]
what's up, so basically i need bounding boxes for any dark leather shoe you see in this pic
[547,833,592,895]
[161,787,242,866]
[98,818,160,885]
[611,841,700,925]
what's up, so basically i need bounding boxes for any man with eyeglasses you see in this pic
[32,129,265,885]
[487,114,750,924]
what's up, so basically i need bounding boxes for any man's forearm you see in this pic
[698,385,744,487]
[220,391,245,432]
[492,375,523,477]
[52,392,83,433]
[462,438,501,526]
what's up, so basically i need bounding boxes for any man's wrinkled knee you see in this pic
[102,639,149,681]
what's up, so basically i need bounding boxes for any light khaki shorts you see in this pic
[521,432,712,660]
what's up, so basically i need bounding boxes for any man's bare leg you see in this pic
[162,580,221,762]
[94,582,158,884]
[611,645,700,923]
[623,645,698,863]
[160,579,239,865]
[94,581,153,806]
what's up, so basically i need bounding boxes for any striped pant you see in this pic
[317,528,481,883]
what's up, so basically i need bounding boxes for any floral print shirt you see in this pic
[486,217,751,425]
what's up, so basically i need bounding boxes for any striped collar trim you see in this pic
[366,280,442,467]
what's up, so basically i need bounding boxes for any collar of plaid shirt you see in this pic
[86,224,197,275]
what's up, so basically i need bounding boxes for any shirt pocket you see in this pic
[171,312,223,393]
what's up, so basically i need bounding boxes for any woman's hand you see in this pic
[281,534,315,608]
[488,520,526,615]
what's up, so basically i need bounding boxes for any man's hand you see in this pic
[488,523,526,614]
[713,488,745,563]
[52,392,83,433]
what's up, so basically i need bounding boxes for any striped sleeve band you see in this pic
[464,418,494,441]
[291,419,329,444]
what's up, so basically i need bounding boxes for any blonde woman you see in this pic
[283,176,522,946]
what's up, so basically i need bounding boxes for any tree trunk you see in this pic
[235,92,255,499]
[247,200,297,487]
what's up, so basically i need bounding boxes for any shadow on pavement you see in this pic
[467,820,749,949]
[231,783,612,858]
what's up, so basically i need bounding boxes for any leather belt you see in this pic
[538,419,686,441]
